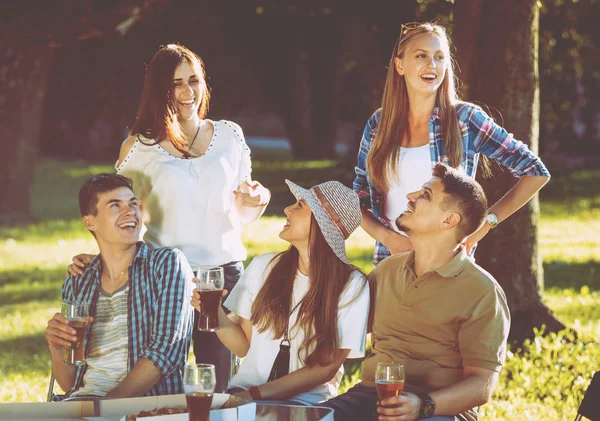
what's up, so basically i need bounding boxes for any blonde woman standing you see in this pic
[355,22,550,266]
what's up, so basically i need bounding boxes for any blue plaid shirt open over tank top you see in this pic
[60,242,194,398]
[354,103,551,265]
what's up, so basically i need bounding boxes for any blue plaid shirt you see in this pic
[61,242,194,397]
[354,103,551,265]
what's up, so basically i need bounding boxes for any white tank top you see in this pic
[116,120,252,269]
[383,144,432,233]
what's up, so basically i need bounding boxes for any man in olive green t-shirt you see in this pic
[323,164,510,421]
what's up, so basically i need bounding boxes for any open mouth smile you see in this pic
[420,73,437,83]
[117,221,138,231]
[178,98,195,106]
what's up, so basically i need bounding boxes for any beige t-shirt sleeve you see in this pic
[458,283,510,372]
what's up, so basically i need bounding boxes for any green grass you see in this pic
[0,160,598,420]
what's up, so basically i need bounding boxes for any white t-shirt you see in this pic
[383,144,432,233]
[224,252,369,405]
[117,120,251,269]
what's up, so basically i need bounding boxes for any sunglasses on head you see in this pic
[399,21,421,41]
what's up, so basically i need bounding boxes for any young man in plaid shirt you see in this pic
[45,174,194,398]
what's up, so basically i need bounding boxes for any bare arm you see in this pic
[487,175,549,223]
[104,358,163,398]
[377,366,499,420]
[191,289,252,357]
[67,253,96,277]
[216,310,252,357]
[462,175,550,254]
[361,208,413,254]
[428,367,498,416]
[236,349,351,401]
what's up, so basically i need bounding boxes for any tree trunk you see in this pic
[287,40,319,159]
[285,14,339,160]
[0,43,56,224]
[453,0,566,342]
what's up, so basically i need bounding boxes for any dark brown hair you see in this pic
[129,44,210,155]
[433,163,488,240]
[78,173,133,217]
[251,215,365,367]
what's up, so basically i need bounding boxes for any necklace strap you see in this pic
[283,298,304,341]
[182,122,202,159]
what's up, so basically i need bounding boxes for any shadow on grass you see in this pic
[544,259,600,291]
[552,300,600,324]
[0,332,52,377]
[540,168,600,218]
[0,268,64,306]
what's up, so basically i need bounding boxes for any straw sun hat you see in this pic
[285,179,361,264]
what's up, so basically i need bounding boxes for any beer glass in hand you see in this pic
[61,301,89,366]
[184,364,216,421]
[196,267,224,332]
[375,362,405,402]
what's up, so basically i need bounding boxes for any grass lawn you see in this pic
[0,159,598,420]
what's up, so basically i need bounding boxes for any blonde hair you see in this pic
[367,23,466,192]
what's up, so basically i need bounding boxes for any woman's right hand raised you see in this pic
[67,253,96,276]
[190,278,228,312]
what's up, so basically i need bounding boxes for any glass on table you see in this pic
[375,361,405,401]
[61,300,90,366]
[184,364,216,421]
[196,266,225,332]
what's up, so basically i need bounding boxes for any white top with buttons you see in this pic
[117,119,252,269]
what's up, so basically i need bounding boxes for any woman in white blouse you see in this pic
[190,180,370,405]
[69,44,271,391]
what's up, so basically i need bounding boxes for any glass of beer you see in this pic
[196,267,224,332]
[184,364,216,421]
[61,301,89,366]
[375,362,405,402]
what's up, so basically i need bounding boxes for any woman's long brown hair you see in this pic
[129,44,211,155]
[251,215,365,367]
[367,23,489,192]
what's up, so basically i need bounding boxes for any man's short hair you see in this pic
[79,173,134,217]
[433,164,488,240]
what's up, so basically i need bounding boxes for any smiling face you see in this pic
[279,199,313,247]
[394,32,449,97]
[84,187,142,247]
[396,177,454,236]
[172,61,202,121]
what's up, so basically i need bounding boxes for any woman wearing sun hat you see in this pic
[190,179,370,405]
